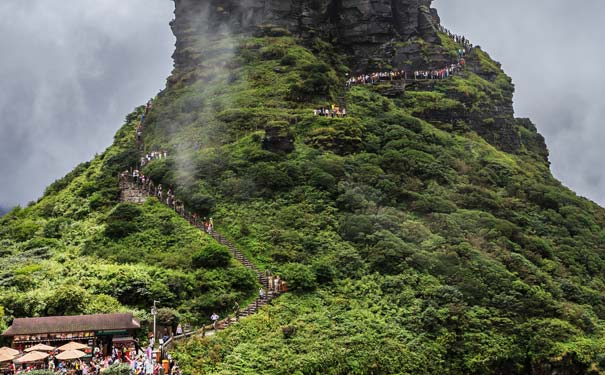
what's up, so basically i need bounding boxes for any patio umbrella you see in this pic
[15,351,49,363]
[0,347,19,357]
[57,342,88,351]
[55,350,86,361]
[0,352,15,362]
[25,344,55,352]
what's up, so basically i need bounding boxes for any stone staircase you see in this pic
[209,231,276,328]
[119,179,147,204]
[117,173,281,343]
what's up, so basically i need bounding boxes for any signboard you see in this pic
[14,331,95,342]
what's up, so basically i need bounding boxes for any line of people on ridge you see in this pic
[140,150,168,167]
[313,104,347,118]
[413,62,464,80]
[437,25,474,51]
[345,24,474,88]
[120,170,214,235]
[346,59,465,87]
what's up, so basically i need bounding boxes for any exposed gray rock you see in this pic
[171,0,441,72]
[262,122,295,154]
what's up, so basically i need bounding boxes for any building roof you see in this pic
[3,313,140,336]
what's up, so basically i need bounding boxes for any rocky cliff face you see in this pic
[172,0,441,71]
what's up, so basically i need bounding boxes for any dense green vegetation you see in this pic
[3,21,605,375]
[0,110,257,333]
[154,32,605,374]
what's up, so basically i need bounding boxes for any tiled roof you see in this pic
[3,313,140,336]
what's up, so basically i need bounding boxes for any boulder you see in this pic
[262,121,295,154]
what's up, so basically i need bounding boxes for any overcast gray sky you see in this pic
[1,0,604,209]
[0,0,174,209]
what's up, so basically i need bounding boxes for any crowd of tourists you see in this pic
[267,273,287,295]
[413,61,464,80]
[191,214,213,234]
[346,59,465,87]
[100,345,181,375]
[140,151,167,168]
[437,24,474,52]
[3,345,181,375]
[313,105,346,118]
[120,170,214,235]
[344,25,474,89]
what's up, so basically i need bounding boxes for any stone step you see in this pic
[119,172,284,336]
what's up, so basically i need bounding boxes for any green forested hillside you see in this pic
[2,8,605,375]
[157,33,605,375]
[0,110,257,334]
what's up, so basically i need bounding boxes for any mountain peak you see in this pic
[3,2,603,374]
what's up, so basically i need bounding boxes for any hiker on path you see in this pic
[256,288,265,309]
[274,276,281,293]
[207,217,214,234]
[233,302,240,321]
[211,313,219,330]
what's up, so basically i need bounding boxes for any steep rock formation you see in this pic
[172,0,441,72]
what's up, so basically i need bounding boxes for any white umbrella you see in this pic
[15,351,49,363]
[0,347,19,357]
[57,342,88,351]
[55,350,87,360]
[0,352,15,363]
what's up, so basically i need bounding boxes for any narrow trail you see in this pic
[119,175,280,345]
[119,121,283,346]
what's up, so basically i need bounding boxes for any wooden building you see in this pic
[2,313,140,356]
